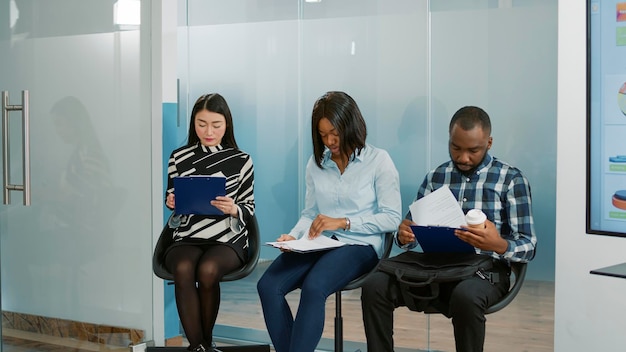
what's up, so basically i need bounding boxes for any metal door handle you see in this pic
[2,90,30,206]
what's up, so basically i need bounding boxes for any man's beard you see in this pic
[451,152,486,176]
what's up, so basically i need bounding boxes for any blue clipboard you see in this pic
[410,225,476,253]
[173,175,226,215]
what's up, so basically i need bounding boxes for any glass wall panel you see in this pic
[179,0,302,344]
[300,1,430,349]
[1,0,154,349]
[301,0,430,214]
[430,0,557,282]
[423,0,557,350]
[183,0,301,260]
[177,0,557,350]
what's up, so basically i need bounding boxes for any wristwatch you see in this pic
[344,217,351,231]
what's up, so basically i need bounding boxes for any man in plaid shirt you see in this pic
[361,106,537,352]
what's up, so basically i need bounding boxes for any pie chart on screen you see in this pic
[619,82,626,116]
[613,190,626,210]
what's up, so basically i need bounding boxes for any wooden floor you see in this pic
[214,260,555,352]
[1,260,554,352]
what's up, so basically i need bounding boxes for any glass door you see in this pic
[0,0,155,350]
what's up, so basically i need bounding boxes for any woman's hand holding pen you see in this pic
[308,214,346,239]
[276,234,296,252]
[277,234,295,242]
[211,196,238,217]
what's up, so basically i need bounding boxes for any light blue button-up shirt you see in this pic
[288,144,402,258]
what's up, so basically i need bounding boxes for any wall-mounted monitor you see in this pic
[587,0,626,236]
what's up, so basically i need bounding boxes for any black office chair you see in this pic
[153,214,262,283]
[333,232,395,352]
[150,214,269,352]
[417,260,527,352]
[485,261,527,314]
[421,260,527,315]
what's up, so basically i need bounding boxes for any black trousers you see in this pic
[361,259,510,352]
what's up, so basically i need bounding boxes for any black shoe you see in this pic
[187,343,208,352]
[210,342,223,352]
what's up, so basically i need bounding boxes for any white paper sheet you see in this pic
[266,235,346,253]
[408,185,467,228]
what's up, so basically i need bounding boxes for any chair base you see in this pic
[146,346,270,352]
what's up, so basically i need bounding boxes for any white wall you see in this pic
[555,1,626,350]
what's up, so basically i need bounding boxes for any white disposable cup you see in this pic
[465,209,487,229]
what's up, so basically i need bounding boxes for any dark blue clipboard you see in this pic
[174,176,226,215]
[410,225,476,253]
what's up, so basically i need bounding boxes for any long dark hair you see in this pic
[186,93,238,149]
[311,91,367,168]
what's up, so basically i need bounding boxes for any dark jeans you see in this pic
[361,259,510,352]
[257,244,378,352]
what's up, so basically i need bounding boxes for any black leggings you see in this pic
[164,244,242,348]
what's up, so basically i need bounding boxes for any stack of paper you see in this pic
[409,185,467,228]
[266,235,346,253]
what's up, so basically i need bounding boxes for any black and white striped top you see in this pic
[166,143,255,261]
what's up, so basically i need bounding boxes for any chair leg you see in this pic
[426,314,431,351]
[335,291,343,352]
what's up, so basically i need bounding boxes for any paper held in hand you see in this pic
[408,186,476,253]
[266,235,346,253]
[408,185,468,228]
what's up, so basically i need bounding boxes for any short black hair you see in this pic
[449,106,492,135]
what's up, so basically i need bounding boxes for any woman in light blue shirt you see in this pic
[257,91,402,352]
